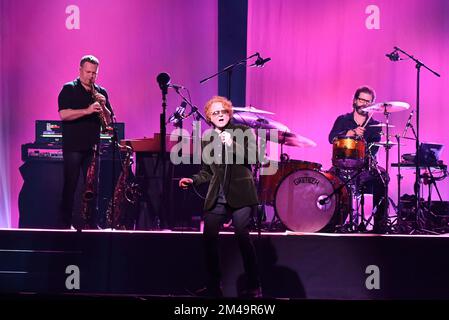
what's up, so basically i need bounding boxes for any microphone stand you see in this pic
[392,46,440,222]
[158,83,168,229]
[109,115,118,229]
[200,52,260,100]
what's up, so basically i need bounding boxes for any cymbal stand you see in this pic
[362,147,390,231]
[380,107,393,228]
[253,123,264,237]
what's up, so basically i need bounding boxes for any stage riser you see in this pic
[1,230,449,299]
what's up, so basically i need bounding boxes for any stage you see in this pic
[1,228,449,300]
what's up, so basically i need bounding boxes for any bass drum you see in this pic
[274,169,349,233]
[258,159,322,205]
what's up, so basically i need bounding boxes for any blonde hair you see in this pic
[204,96,233,122]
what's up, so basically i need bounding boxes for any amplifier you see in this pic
[21,143,130,162]
[22,143,63,162]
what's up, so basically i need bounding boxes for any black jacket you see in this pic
[192,123,259,211]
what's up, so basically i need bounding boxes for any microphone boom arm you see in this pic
[199,52,259,85]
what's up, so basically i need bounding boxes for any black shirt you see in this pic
[58,78,112,151]
[328,112,382,155]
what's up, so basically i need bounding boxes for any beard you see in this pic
[353,104,368,116]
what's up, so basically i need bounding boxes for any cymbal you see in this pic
[232,113,290,131]
[372,141,405,147]
[276,131,317,147]
[232,105,275,115]
[362,101,410,113]
[369,123,395,128]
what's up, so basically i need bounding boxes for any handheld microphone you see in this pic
[402,109,414,138]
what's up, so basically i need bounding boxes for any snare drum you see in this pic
[332,136,366,169]
[274,169,349,233]
[258,160,322,205]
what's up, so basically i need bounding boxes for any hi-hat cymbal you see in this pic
[372,141,405,147]
[362,101,410,113]
[233,113,289,131]
[369,123,395,128]
[233,105,275,115]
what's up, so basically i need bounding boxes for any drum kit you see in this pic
[233,101,412,234]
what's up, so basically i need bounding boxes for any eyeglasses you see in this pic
[356,97,372,104]
[211,109,229,116]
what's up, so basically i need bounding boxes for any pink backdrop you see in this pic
[0,0,218,227]
[246,0,449,210]
[1,0,449,228]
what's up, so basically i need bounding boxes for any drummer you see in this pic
[328,85,387,233]
[328,85,382,147]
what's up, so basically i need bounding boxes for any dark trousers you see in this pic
[203,204,260,290]
[357,171,388,231]
[60,149,95,228]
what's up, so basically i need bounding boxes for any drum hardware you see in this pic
[369,123,396,128]
[391,106,446,234]
[324,165,373,232]
[362,101,411,232]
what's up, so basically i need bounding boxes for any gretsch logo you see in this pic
[293,177,319,186]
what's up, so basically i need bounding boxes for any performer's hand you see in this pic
[93,92,106,105]
[220,131,233,147]
[86,102,102,114]
[353,126,365,137]
[179,178,193,189]
[346,129,356,137]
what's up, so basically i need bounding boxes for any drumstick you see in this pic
[362,113,374,128]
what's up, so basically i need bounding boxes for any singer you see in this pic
[58,55,113,229]
[328,86,388,233]
[179,96,261,298]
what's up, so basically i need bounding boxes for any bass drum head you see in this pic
[274,169,341,233]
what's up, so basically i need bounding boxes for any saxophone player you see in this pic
[58,55,113,229]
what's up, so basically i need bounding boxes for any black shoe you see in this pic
[193,286,223,298]
[240,286,263,299]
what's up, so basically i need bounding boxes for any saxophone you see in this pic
[91,84,113,134]
[81,144,100,227]
[105,145,140,229]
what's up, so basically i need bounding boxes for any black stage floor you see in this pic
[1,228,449,300]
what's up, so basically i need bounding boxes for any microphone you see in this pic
[156,72,171,89]
[317,195,330,206]
[250,53,271,67]
[402,109,414,138]
[168,101,187,127]
[386,50,400,61]
[254,56,271,67]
